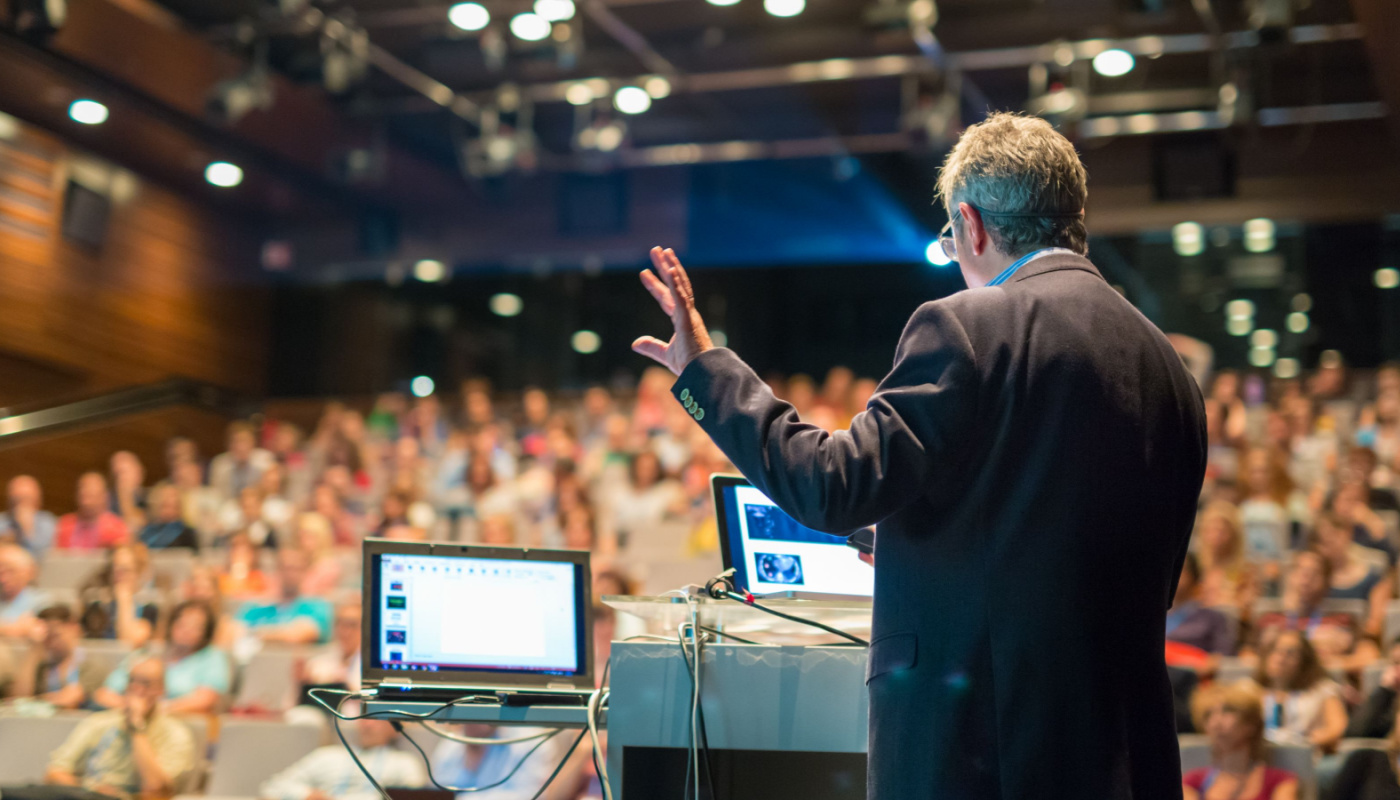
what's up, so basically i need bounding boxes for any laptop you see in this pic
[711,474,874,600]
[361,538,595,704]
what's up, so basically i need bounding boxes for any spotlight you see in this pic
[534,0,575,22]
[925,241,952,267]
[490,293,523,317]
[1226,317,1252,336]
[1320,349,1343,369]
[1274,358,1300,379]
[705,0,740,6]
[205,68,274,126]
[764,0,804,16]
[1225,299,1255,320]
[1376,268,1400,289]
[449,2,490,30]
[1248,346,1276,368]
[1243,218,1275,253]
[68,99,108,125]
[413,259,447,282]
[410,376,436,398]
[1172,222,1204,257]
[1249,329,1277,348]
[204,161,244,188]
[613,86,652,114]
[594,122,625,152]
[1291,293,1312,312]
[1286,312,1309,333]
[510,12,551,41]
[566,83,594,105]
[644,76,672,99]
[571,330,601,354]
[1092,49,1135,77]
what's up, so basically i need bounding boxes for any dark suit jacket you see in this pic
[672,252,1207,799]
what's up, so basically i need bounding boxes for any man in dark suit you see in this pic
[632,112,1207,799]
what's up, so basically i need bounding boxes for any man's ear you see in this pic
[959,202,988,257]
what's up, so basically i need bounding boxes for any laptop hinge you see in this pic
[381,678,412,688]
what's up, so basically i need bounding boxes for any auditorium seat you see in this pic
[35,553,106,591]
[233,647,304,710]
[1338,737,1390,754]
[204,717,323,796]
[149,548,198,589]
[1179,735,1317,800]
[1213,658,1254,687]
[0,713,89,783]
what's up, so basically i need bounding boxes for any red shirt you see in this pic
[1183,766,1294,800]
[55,511,129,550]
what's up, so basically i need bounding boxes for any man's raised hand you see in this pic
[632,246,714,376]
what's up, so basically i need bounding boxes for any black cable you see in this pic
[332,694,396,800]
[530,728,588,800]
[714,588,869,646]
[394,719,561,793]
[697,624,762,645]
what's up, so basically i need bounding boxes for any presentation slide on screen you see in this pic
[732,485,873,597]
[378,554,580,674]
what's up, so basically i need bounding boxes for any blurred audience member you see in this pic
[109,451,148,532]
[4,605,103,709]
[261,718,424,800]
[210,421,273,501]
[301,601,361,694]
[1194,502,1257,609]
[1238,448,1304,553]
[1247,629,1348,751]
[1346,640,1400,739]
[137,483,199,551]
[170,458,221,542]
[479,514,517,546]
[95,600,229,715]
[30,658,194,798]
[218,533,270,599]
[1182,682,1297,800]
[78,543,157,646]
[610,451,682,549]
[1255,550,1375,670]
[181,564,234,647]
[1167,553,1235,668]
[0,475,56,558]
[1333,480,1398,567]
[294,512,342,595]
[56,472,128,550]
[0,542,49,636]
[430,724,552,799]
[1315,511,1391,642]
[236,548,332,644]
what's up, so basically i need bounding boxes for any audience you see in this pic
[29,658,194,798]
[1247,629,1348,752]
[78,543,158,646]
[300,600,362,694]
[0,475,57,558]
[1315,511,1392,642]
[94,600,229,715]
[260,718,425,800]
[429,724,553,798]
[235,548,332,645]
[1194,501,1258,610]
[209,421,272,502]
[1254,550,1376,671]
[1346,640,1400,739]
[56,473,129,551]
[4,605,104,709]
[137,483,200,551]
[1183,682,1298,800]
[0,542,48,637]
[1167,553,1235,671]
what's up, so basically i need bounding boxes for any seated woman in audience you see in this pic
[217,486,278,548]
[93,599,230,715]
[1315,510,1392,643]
[137,483,199,551]
[1183,682,1298,800]
[4,605,106,709]
[1330,696,1400,800]
[478,513,517,545]
[1167,553,1236,670]
[291,512,341,596]
[218,532,270,599]
[1254,550,1378,671]
[1346,638,1400,740]
[1246,628,1348,752]
[180,563,235,648]
[609,450,684,550]
[78,542,158,646]
[1239,447,1308,552]
[1333,480,1398,567]
[1195,501,1258,611]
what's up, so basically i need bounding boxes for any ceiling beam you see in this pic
[1349,0,1400,139]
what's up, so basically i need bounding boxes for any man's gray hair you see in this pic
[936,112,1089,257]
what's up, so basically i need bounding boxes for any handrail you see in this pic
[0,379,252,448]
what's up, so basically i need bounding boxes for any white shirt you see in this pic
[260,743,427,800]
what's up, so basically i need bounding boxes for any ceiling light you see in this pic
[594,122,625,152]
[413,259,447,282]
[705,0,740,6]
[510,12,551,41]
[1092,49,1135,77]
[644,76,672,99]
[1249,346,1276,368]
[613,86,651,114]
[448,2,490,31]
[1225,299,1254,320]
[565,83,594,105]
[1274,358,1300,379]
[1172,222,1204,257]
[68,99,108,125]
[1243,218,1276,253]
[410,376,435,398]
[490,292,523,316]
[1226,317,1253,336]
[571,330,601,354]
[1286,312,1309,333]
[1376,268,1400,289]
[1292,293,1312,312]
[1249,329,1277,348]
[764,0,804,16]
[925,241,952,267]
[534,0,575,22]
[204,161,243,188]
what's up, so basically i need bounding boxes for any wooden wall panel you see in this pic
[0,119,270,403]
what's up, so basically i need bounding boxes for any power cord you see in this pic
[704,569,870,646]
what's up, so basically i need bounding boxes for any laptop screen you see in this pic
[368,548,589,680]
[713,476,874,598]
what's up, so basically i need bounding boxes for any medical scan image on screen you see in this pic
[730,485,874,596]
[376,553,582,676]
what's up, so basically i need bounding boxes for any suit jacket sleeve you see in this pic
[672,301,979,534]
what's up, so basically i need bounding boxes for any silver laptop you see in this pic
[361,538,595,704]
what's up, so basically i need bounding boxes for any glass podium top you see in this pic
[602,594,872,642]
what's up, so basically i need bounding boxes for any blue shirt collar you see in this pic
[985,247,1078,287]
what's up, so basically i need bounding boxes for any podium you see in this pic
[605,596,872,800]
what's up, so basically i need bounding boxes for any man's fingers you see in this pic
[664,248,696,305]
[631,335,670,365]
[639,270,675,314]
